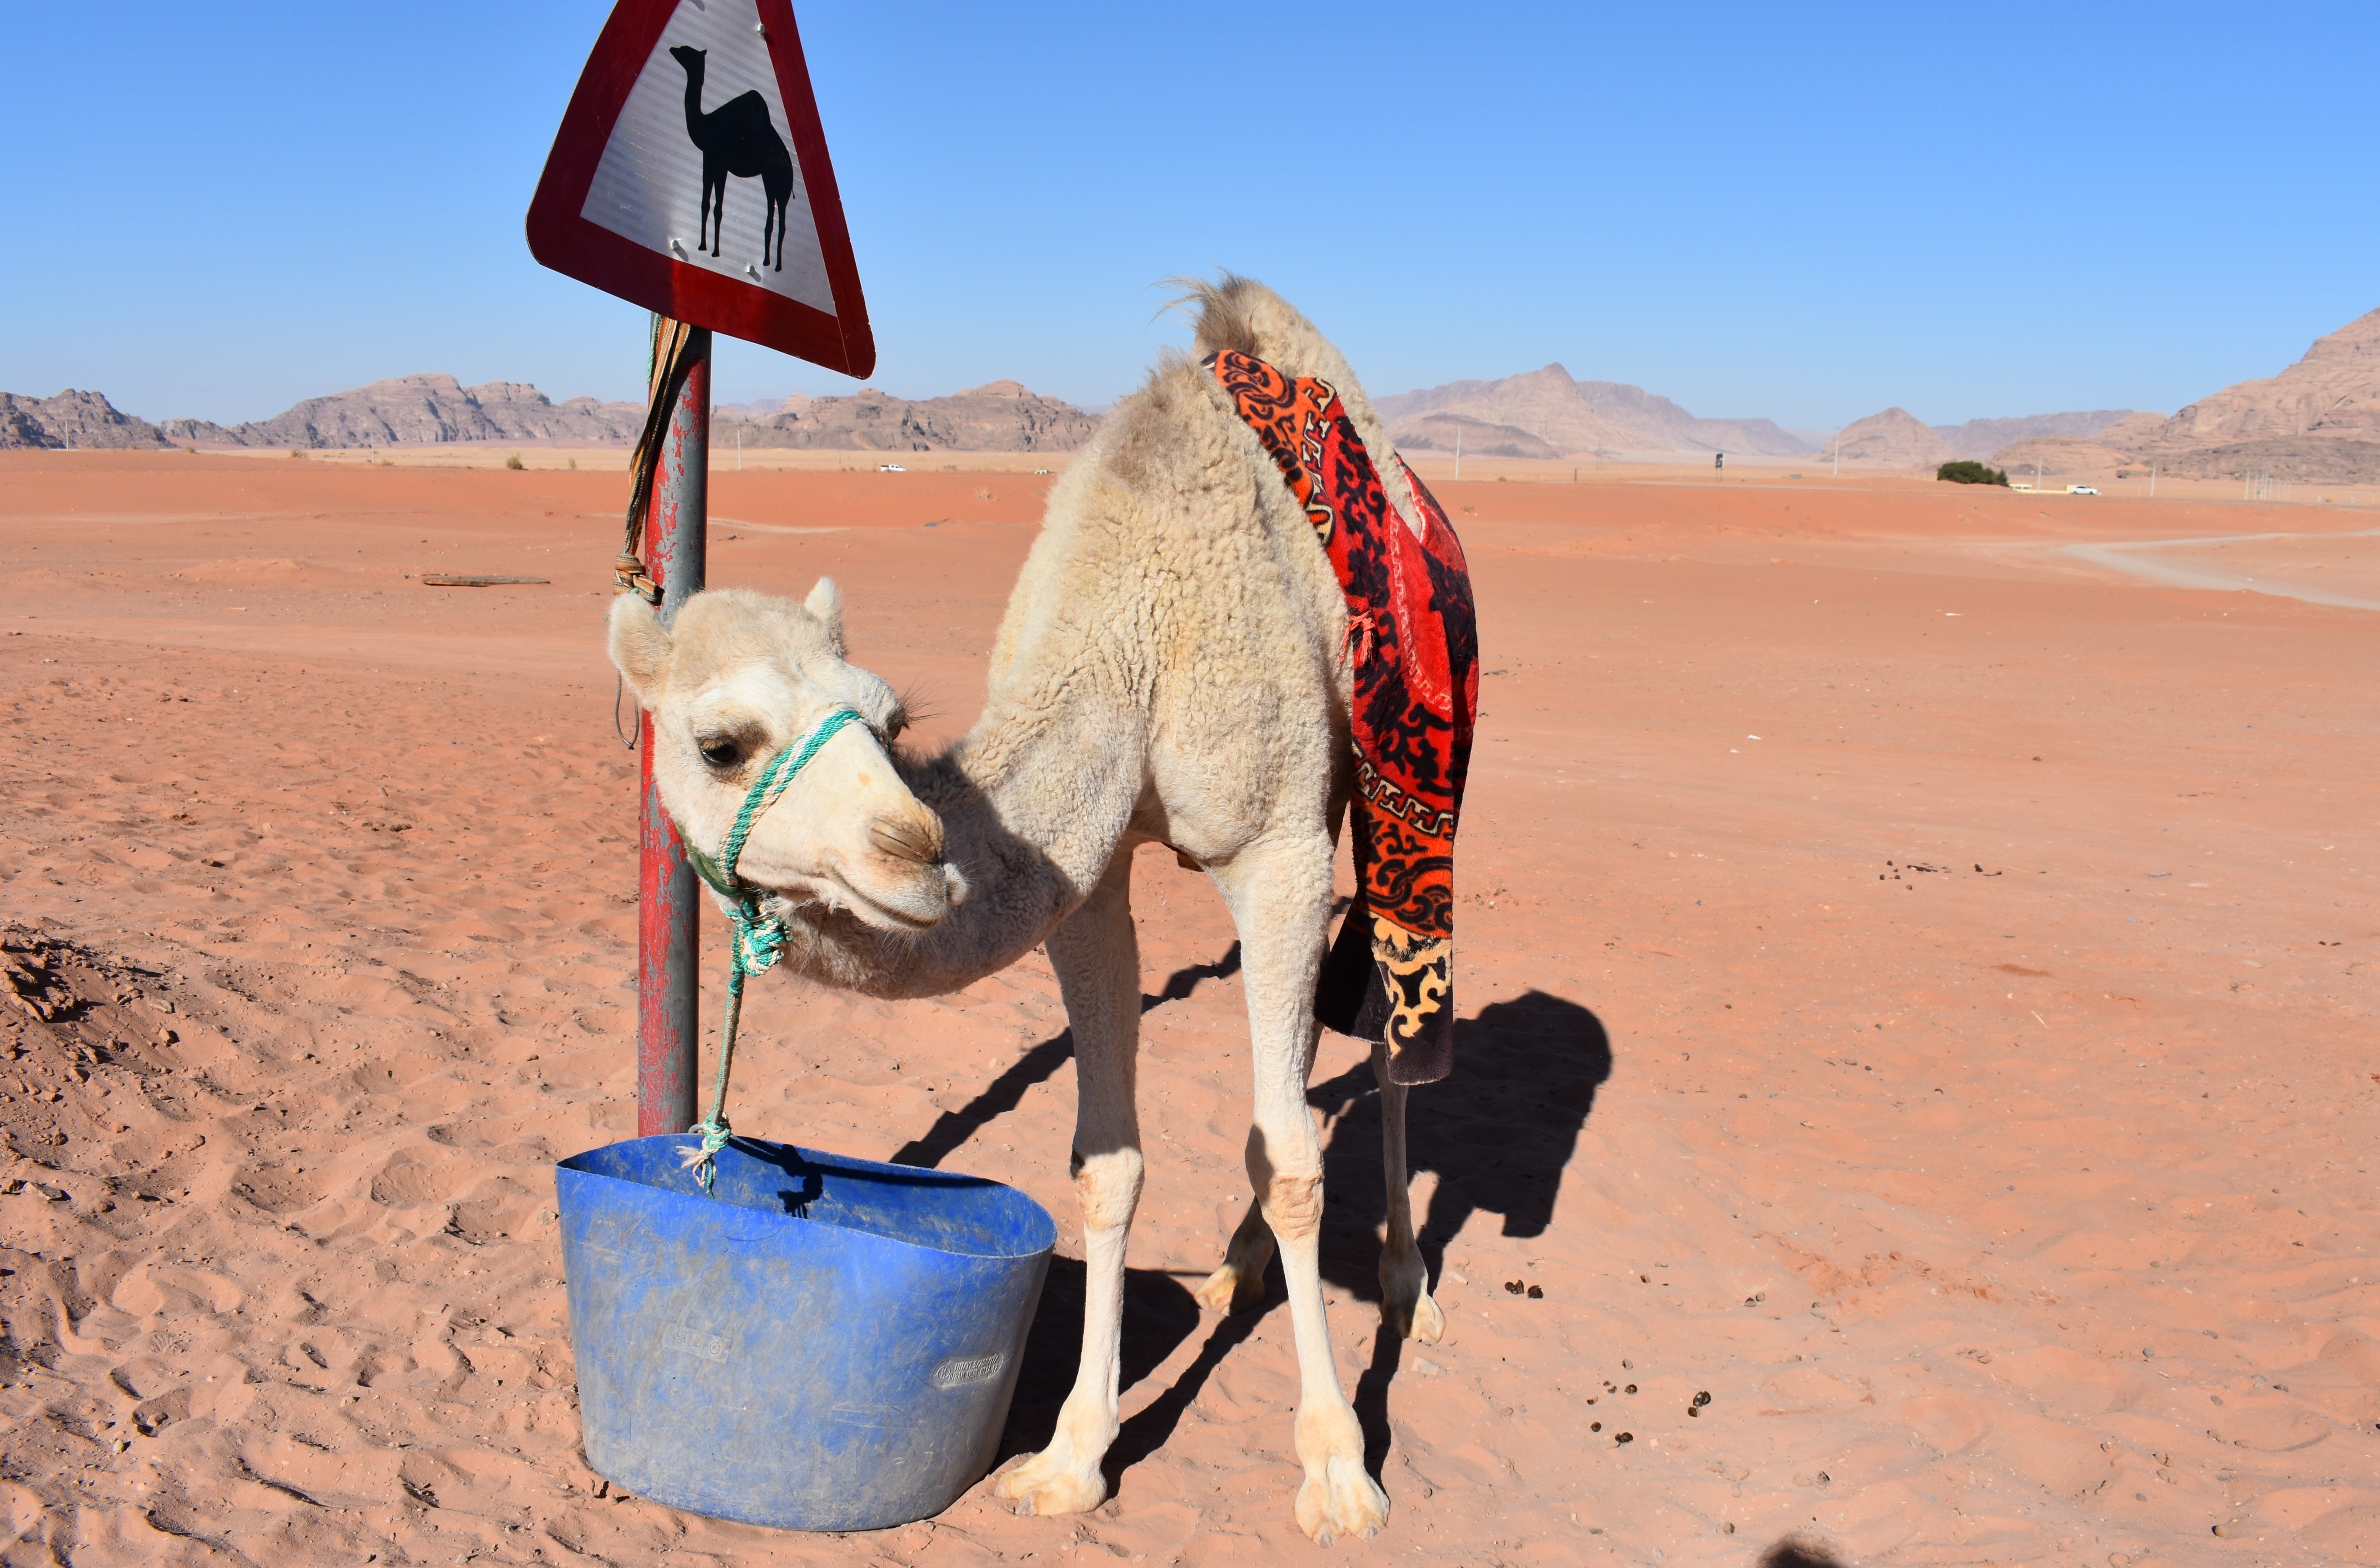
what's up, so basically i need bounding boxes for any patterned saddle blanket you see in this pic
[1208,350,1479,1085]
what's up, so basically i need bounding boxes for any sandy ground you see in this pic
[2,449,2375,1568]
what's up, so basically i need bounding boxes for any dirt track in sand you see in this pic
[2,449,2376,1567]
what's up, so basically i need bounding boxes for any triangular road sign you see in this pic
[528,0,873,378]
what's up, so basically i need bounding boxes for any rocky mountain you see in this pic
[1930,410,2134,461]
[6,373,1102,455]
[159,374,648,449]
[2081,306,2380,482]
[716,380,1097,453]
[1377,365,1812,459]
[0,389,175,450]
[1826,407,1954,468]
[1392,412,1560,460]
[1990,436,2137,478]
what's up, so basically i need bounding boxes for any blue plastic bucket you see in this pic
[555,1135,1055,1532]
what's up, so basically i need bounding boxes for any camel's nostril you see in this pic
[868,811,945,866]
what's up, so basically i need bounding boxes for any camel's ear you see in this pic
[608,594,673,697]
[804,577,846,655]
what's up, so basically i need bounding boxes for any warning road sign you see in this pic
[528,0,873,378]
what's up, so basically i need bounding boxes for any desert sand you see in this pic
[2,449,2375,1567]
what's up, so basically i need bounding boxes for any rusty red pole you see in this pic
[637,324,710,1137]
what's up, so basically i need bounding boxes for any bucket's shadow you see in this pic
[995,1254,1205,1467]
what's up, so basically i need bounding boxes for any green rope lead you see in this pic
[677,706,869,1195]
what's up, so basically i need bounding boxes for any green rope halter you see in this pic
[677,705,868,1196]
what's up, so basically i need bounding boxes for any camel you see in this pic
[608,278,1446,1544]
[668,45,793,271]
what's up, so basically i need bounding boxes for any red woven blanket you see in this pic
[1209,350,1478,1084]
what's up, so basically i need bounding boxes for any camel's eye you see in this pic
[698,736,743,769]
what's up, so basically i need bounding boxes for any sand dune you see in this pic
[1,451,2375,1566]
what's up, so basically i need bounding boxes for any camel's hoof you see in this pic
[1295,1454,1388,1545]
[1387,1287,1445,1345]
[993,1450,1107,1518]
[1194,1262,1266,1315]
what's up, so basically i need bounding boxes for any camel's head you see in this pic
[668,45,705,75]
[609,581,962,934]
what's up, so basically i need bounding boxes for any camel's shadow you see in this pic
[917,973,1611,1490]
[1312,990,1612,1472]
[1312,988,1614,1295]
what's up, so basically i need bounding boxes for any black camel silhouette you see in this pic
[668,45,793,272]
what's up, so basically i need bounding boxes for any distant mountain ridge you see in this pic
[1830,408,1953,468]
[157,373,649,449]
[714,380,1096,453]
[0,371,1101,454]
[1377,364,1809,458]
[29,312,2371,476]
[2060,306,2380,482]
[1929,410,2134,461]
[0,389,175,450]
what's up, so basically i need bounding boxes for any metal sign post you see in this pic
[635,321,710,1135]
[530,0,868,1140]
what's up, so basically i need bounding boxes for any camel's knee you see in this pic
[1069,1145,1144,1232]
[1255,1170,1323,1241]
[1243,1127,1322,1240]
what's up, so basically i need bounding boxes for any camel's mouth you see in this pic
[761,861,959,935]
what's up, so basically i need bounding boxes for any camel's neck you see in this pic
[788,685,1143,1000]
[912,700,1144,990]
[680,68,706,135]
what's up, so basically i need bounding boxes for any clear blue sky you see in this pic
[4,3,2372,431]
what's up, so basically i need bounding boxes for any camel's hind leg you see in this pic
[1197,1044,1441,1342]
[1372,1041,1444,1342]
[993,849,1141,1517]
[1193,1196,1275,1313]
[1210,834,1390,1545]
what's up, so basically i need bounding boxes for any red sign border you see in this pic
[526,0,874,379]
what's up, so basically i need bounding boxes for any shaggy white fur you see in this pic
[610,277,1442,1544]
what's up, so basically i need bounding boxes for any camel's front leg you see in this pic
[1212,835,1391,1545]
[995,850,1142,1517]
[1372,1041,1444,1343]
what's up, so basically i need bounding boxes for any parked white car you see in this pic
[2067,484,2100,495]
[878,462,907,473]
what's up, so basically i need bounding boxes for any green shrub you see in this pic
[505,453,525,471]
[1937,460,2008,486]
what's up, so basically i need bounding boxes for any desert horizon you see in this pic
[14,298,2378,490]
